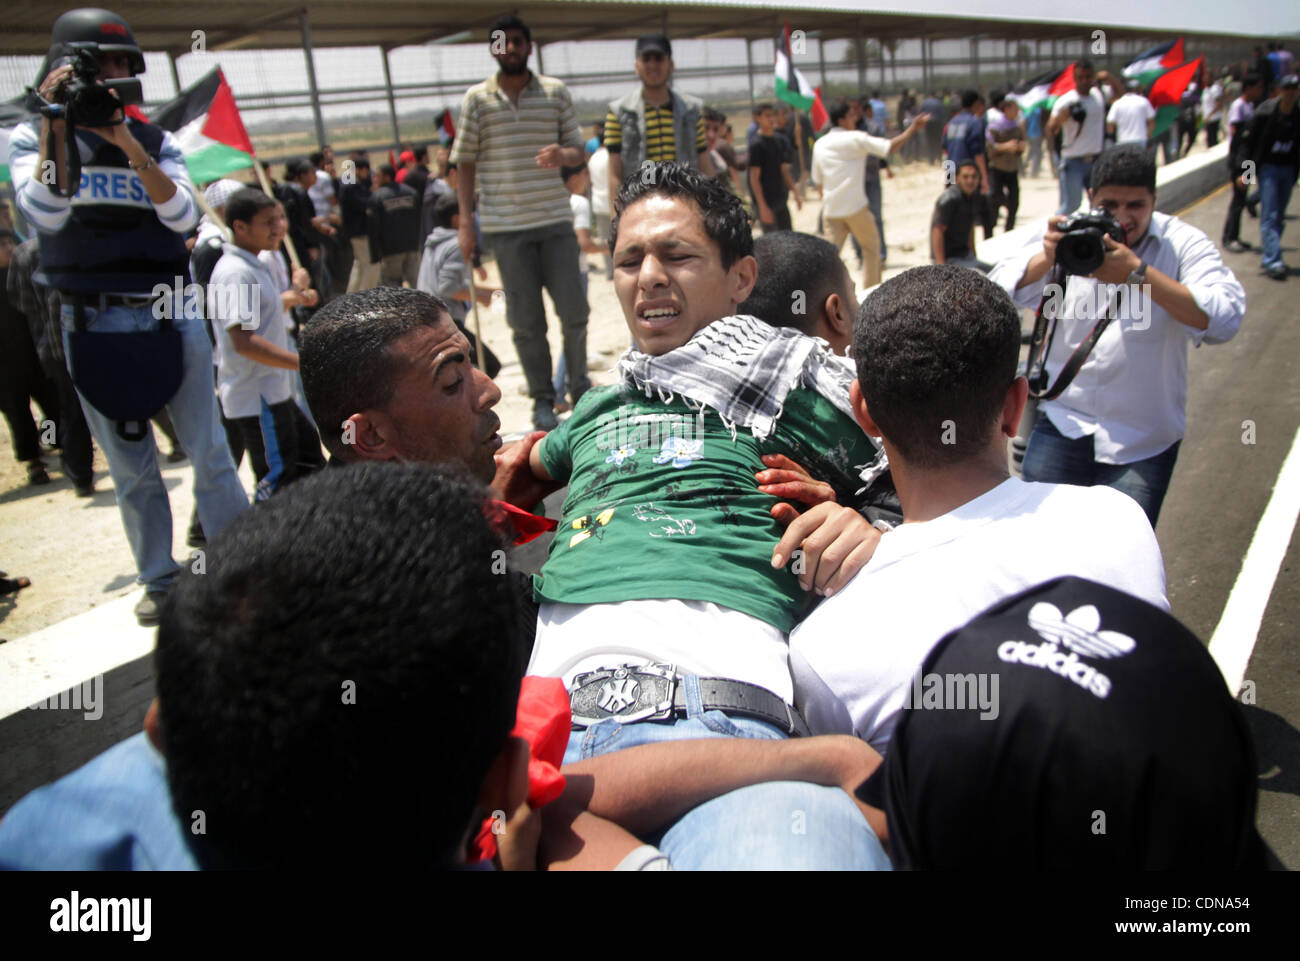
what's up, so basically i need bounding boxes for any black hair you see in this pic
[284,157,312,180]
[609,161,752,270]
[224,188,278,228]
[961,89,983,109]
[854,265,1020,468]
[753,102,775,116]
[0,228,17,243]
[829,97,855,126]
[702,107,727,124]
[560,163,587,182]
[378,163,397,180]
[1089,143,1157,194]
[354,158,371,171]
[739,232,851,336]
[1243,72,1263,88]
[433,191,460,229]
[989,89,1006,109]
[157,461,522,871]
[308,150,325,167]
[415,145,428,163]
[491,14,530,44]
[1075,57,1096,72]
[300,287,454,460]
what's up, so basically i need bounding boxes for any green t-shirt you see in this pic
[534,384,880,632]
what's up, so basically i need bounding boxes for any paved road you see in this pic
[1148,182,1299,868]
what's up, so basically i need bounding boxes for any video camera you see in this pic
[33,41,143,127]
[1056,208,1125,276]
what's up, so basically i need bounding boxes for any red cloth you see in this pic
[470,676,571,862]
[484,499,558,546]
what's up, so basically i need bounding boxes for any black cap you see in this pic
[635,35,672,58]
[1279,74,1300,89]
[864,576,1268,871]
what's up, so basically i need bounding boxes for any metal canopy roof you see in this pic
[1,1,1276,58]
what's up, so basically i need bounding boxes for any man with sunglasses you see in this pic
[603,35,714,205]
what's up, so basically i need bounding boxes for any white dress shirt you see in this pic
[989,211,1245,464]
[811,128,891,218]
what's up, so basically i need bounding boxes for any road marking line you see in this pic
[1208,423,1300,693]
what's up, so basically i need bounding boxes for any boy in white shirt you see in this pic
[208,190,325,499]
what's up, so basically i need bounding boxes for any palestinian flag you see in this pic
[1148,56,1202,140]
[1123,38,1186,88]
[151,68,255,184]
[0,97,36,184]
[1012,65,1075,116]
[774,24,828,130]
[436,107,456,145]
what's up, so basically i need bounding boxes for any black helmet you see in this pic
[39,8,146,82]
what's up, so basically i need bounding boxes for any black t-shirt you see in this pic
[748,133,792,205]
[932,186,980,260]
[1256,103,1299,170]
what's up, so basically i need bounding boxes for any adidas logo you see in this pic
[996,602,1137,699]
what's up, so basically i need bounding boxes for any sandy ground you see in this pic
[0,142,1212,640]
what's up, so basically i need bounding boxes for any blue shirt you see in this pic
[0,732,196,870]
[943,110,986,163]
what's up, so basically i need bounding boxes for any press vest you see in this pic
[609,89,703,174]
[36,120,191,295]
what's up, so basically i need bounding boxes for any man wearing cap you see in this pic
[452,14,590,431]
[7,8,248,625]
[603,35,714,210]
[1240,73,1300,280]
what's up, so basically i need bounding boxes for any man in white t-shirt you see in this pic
[1048,59,1117,214]
[1106,83,1156,146]
[811,97,928,289]
[789,264,1168,753]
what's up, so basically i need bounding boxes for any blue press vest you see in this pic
[35,120,191,295]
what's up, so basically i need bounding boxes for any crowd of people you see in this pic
[0,10,1287,871]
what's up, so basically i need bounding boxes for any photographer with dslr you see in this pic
[8,9,247,625]
[989,144,1245,525]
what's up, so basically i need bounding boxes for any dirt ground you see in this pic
[0,145,1205,640]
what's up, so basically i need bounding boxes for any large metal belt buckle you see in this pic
[569,663,677,728]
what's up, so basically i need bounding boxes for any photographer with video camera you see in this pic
[8,9,247,625]
[989,144,1245,526]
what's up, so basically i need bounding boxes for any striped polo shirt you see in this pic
[603,103,708,163]
[450,71,584,233]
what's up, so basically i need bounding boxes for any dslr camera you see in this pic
[1067,99,1088,125]
[1056,208,1125,275]
[33,41,143,127]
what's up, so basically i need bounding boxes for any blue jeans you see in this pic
[1021,413,1180,527]
[1057,156,1096,215]
[565,675,891,870]
[62,303,248,592]
[1259,163,1295,271]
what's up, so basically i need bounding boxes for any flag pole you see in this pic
[251,161,303,271]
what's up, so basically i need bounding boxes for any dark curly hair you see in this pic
[156,461,523,870]
[854,265,1020,468]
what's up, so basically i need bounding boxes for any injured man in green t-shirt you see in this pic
[522,163,895,870]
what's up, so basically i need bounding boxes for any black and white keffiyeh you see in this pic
[617,314,889,487]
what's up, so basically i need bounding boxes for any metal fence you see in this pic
[1,31,1260,163]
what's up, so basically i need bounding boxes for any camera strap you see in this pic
[1026,265,1121,401]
